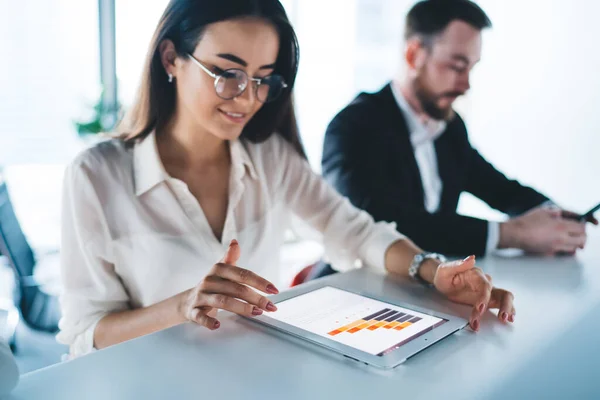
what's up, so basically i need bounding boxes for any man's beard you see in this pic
[413,73,463,121]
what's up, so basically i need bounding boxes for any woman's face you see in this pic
[166,18,280,141]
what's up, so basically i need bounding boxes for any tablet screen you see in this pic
[270,286,447,356]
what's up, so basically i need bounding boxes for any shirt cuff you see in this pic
[362,222,406,272]
[56,314,105,359]
[486,221,501,253]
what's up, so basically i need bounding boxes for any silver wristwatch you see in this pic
[408,252,447,285]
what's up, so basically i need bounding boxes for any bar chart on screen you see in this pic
[328,308,423,336]
[269,287,446,355]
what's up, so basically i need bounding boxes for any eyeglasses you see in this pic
[187,53,288,103]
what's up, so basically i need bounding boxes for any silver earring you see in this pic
[168,73,174,83]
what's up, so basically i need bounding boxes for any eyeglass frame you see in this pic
[186,53,288,103]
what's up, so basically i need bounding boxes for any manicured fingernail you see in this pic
[463,255,475,262]
[266,284,279,294]
[266,302,277,312]
[214,321,220,329]
[478,303,485,313]
[508,314,514,322]
[252,307,263,316]
[472,319,479,331]
[501,312,508,321]
[230,239,238,246]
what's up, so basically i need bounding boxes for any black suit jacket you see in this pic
[322,83,549,256]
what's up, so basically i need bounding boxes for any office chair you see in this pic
[0,182,61,335]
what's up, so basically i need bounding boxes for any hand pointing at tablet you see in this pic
[92,240,280,350]
[179,240,280,330]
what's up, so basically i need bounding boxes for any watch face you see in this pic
[409,254,426,278]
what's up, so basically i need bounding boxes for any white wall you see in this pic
[292,0,359,168]
[293,0,414,169]
[458,0,600,218]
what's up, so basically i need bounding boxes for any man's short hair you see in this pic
[405,0,492,44]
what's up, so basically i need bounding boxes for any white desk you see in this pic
[9,230,600,400]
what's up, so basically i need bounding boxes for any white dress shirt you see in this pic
[57,132,404,357]
[390,82,500,252]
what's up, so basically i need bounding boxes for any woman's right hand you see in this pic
[179,239,279,330]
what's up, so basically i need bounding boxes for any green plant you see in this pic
[74,90,122,136]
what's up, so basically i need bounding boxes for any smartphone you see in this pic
[563,202,600,223]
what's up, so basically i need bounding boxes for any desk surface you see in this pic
[9,230,600,400]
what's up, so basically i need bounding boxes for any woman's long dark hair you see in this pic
[119,0,306,158]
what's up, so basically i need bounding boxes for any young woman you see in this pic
[57,0,515,357]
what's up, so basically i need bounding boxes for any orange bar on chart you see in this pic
[382,322,399,329]
[394,322,413,330]
[328,319,365,336]
[348,321,375,333]
[367,321,388,331]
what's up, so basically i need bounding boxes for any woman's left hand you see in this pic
[433,255,515,331]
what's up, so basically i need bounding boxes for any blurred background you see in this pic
[1,0,598,373]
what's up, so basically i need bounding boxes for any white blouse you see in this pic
[57,132,404,357]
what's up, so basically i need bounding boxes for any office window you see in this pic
[0,0,99,164]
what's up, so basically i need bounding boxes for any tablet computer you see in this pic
[247,283,468,369]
